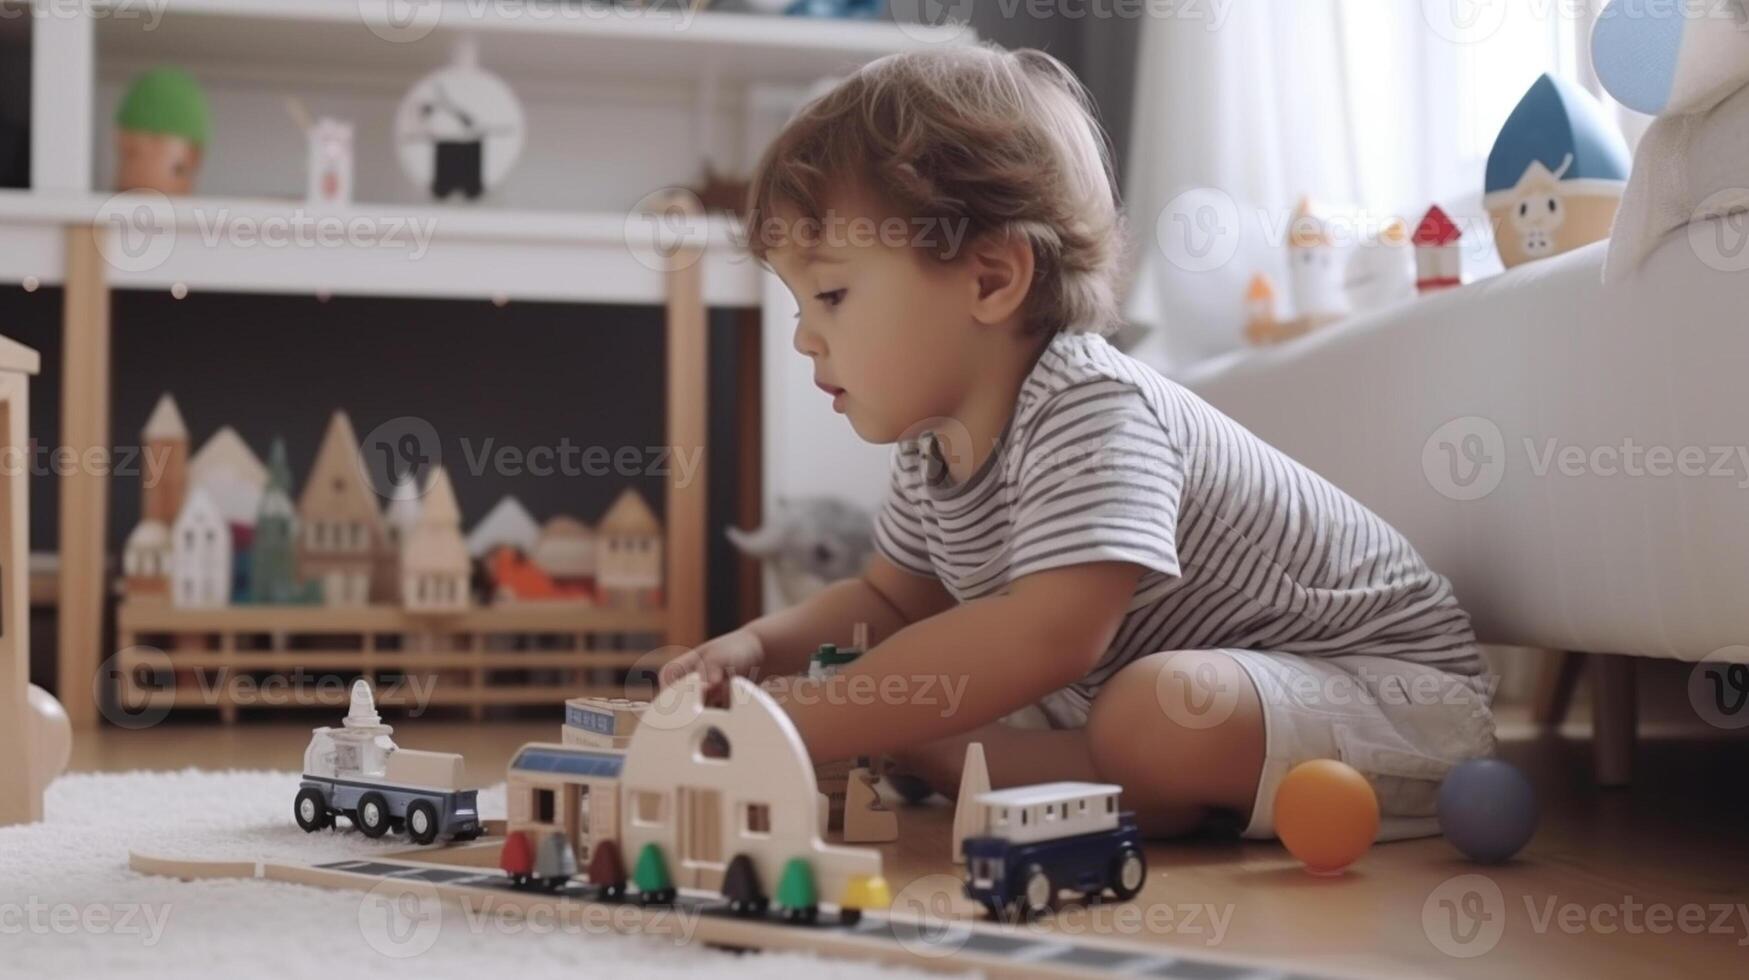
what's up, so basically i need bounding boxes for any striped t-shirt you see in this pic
[874,330,1487,725]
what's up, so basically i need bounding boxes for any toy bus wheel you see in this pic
[356,792,392,838]
[405,800,440,845]
[1109,846,1147,900]
[1019,864,1054,919]
[294,788,331,832]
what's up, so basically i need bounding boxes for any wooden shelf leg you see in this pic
[1591,652,1637,788]
[665,208,708,650]
[59,224,110,728]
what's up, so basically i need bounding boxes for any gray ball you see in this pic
[1438,759,1539,864]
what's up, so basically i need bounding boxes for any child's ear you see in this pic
[966,228,1036,329]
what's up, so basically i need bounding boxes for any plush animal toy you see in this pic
[1484,74,1630,269]
[1591,0,1749,280]
[726,497,874,605]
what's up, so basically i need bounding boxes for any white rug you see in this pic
[0,770,955,979]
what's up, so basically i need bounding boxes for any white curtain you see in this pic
[1122,0,1634,373]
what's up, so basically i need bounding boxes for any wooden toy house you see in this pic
[531,515,595,586]
[466,495,540,559]
[189,425,266,526]
[1413,205,1464,293]
[383,472,423,552]
[122,519,171,598]
[171,488,231,609]
[597,489,662,608]
[297,411,392,606]
[401,467,471,613]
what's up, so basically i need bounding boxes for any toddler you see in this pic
[661,45,1496,841]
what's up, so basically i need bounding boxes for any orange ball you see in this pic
[1273,759,1379,874]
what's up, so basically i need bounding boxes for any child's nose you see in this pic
[792,317,824,358]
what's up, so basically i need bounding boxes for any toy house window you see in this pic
[1020,809,1029,827]
[1078,800,1088,815]
[632,791,665,826]
[695,726,730,762]
[535,788,556,823]
[743,802,771,836]
[1105,797,1115,814]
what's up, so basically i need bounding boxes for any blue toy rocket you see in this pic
[1483,74,1630,268]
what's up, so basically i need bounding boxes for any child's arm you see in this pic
[658,553,955,688]
[777,561,1144,763]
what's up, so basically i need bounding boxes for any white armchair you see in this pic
[1180,222,1749,785]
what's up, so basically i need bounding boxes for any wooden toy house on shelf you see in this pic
[116,398,672,723]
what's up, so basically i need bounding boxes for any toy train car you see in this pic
[498,676,890,924]
[962,782,1146,919]
[294,680,481,845]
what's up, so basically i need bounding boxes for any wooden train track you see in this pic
[130,845,1358,980]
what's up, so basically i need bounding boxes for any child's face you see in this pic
[767,198,983,445]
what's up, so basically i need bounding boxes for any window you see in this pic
[632,791,665,826]
[1106,797,1116,814]
[1020,809,1029,827]
[743,802,771,836]
[992,807,1009,828]
[695,726,730,761]
[534,788,555,823]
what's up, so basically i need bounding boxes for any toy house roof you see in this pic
[1412,206,1462,246]
[1484,73,1630,195]
[540,514,593,540]
[598,489,660,536]
[190,426,266,489]
[143,393,188,442]
[466,495,540,558]
[172,486,226,532]
[298,411,387,529]
[0,332,38,375]
[125,518,169,551]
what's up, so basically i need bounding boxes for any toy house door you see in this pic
[675,786,725,891]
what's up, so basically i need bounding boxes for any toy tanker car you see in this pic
[294,680,480,845]
[498,675,891,924]
[961,782,1146,919]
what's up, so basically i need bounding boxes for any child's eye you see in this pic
[815,289,846,309]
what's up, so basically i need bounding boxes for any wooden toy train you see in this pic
[961,782,1146,920]
[294,680,482,845]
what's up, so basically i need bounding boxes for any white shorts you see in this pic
[1225,650,1498,842]
[1002,650,1498,842]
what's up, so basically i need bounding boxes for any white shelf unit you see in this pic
[0,0,974,726]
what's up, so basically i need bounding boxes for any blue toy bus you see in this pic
[961,782,1147,919]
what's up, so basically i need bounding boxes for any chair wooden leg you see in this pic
[1590,653,1637,788]
[1532,649,1585,726]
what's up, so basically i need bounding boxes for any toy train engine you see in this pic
[499,675,891,924]
[295,680,480,845]
[962,782,1146,919]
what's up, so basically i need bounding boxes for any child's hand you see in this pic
[658,628,767,692]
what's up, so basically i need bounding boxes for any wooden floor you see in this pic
[77,710,1749,979]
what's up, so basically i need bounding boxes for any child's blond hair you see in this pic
[745,44,1125,335]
